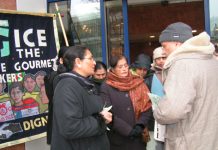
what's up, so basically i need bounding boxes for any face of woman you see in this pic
[93,68,107,80]
[76,50,96,77]
[155,57,166,69]
[113,57,129,77]
[135,68,147,78]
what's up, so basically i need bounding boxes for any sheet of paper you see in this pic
[147,92,161,109]
[103,105,112,112]
[148,93,166,142]
[154,121,166,142]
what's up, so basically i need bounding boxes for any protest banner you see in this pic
[0,10,58,148]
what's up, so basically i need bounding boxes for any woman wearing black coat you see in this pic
[100,55,152,150]
[51,45,112,150]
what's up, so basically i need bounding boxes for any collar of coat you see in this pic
[163,32,215,70]
[58,72,97,95]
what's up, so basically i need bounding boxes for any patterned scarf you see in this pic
[106,70,151,120]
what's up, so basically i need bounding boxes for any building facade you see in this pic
[0,0,217,150]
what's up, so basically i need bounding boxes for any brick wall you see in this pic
[0,0,16,10]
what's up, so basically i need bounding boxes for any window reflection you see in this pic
[209,0,218,44]
[70,0,102,60]
[48,0,102,61]
[105,0,124,61]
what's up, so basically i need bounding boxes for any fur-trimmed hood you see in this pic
[163,32,215,69]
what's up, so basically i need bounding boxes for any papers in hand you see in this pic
[103,105,112,112]
[102,105,112,131]
[148,93,166,142]
[154,121,166,142]
[147,93,161,109]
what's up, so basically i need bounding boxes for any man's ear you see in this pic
[75,58,82,68]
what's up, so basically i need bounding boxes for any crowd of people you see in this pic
[42,22,218,150]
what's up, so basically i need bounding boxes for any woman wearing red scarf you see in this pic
[101,55,152,150]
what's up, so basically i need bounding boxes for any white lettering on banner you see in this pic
[16,48,40,58]
[14,58,55,71]
[23,29,35,47]
[14,29,47,48]
[14,29,21,48]
[0,72,23,83]
[0,63,6,72]
[37,30,47,47]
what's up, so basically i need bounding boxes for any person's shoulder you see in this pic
[101,81,115,92]
[100,81,107,88]
[54,73,80,89]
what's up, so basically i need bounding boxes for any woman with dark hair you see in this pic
[100,55,152,150]
[91,61,107,93]
[51,45,112,150]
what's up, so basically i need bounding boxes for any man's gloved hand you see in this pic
[128,124,145,139]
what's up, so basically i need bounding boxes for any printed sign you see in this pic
[0,11,57,148]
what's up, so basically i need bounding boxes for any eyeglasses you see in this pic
[116,64,129,70]
[83,56,95,61]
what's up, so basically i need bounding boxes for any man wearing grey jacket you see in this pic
[154,22,218,150]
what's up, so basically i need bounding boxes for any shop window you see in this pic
[48,0,103,60]
[209,0,218,45]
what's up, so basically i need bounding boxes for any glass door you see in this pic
[103,0,130,65]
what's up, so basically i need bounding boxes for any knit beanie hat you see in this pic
[159,22,193,43]
[131,54,151,70]
[151,47,166,69]
[153,47,166,60]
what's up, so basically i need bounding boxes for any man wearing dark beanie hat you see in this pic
[159,22,193,43]
[153,22,218,150]
[159,22,193,56]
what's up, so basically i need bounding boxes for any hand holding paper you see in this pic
[147,93,161,109]
[103,105,112,112]
[148,93,166,142]
[100,105,113,125]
